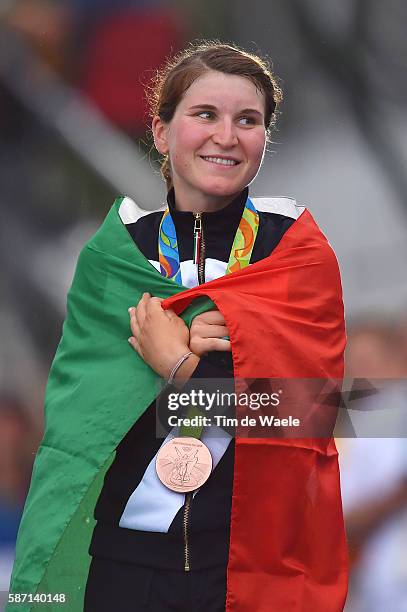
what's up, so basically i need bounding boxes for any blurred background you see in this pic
[0,0,406,609]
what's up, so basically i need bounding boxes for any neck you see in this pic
[172,188,243,213]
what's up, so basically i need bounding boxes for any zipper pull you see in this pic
[193,213,202,265]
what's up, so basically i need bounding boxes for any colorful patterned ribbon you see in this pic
[158,197,259,285]
[158,208,183,284]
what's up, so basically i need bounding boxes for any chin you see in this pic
[199,179,244,198]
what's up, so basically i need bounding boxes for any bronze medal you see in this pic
[156,436,212,493]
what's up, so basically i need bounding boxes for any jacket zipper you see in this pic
[183,212,206,572]
[193,213,206,285]
[183,492,192,571]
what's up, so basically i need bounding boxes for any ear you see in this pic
[152,115,169,155]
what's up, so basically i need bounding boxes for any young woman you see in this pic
[8,42,348,612]
[84,42,288,611]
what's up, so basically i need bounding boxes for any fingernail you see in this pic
[128,337,133,344]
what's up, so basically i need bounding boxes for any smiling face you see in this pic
[152,70,267,212]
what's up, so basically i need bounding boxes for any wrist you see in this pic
[161,345,189,376]
[173,353,200,386]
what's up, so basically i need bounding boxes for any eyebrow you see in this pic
[188,104,263,117]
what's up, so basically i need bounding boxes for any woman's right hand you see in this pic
[189,310,231,357]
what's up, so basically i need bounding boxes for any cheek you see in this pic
[172,120,211,152]
[168,138,190,167]
[251,133,267,158]
[171,149,190,173]
[244,135,266,169]
[169,129,208,172]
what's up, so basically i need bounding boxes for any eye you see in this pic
[238,116,257,126]
[196,110,214,120]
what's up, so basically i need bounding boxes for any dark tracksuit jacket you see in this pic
[87,187,296,574]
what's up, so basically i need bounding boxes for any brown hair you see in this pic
[148,41,283,190]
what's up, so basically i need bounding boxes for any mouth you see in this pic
[200,155,241,167]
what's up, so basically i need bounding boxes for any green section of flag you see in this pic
[32,453,114,611]
[7,198,214,611]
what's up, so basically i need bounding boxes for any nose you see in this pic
[212,118,238,148]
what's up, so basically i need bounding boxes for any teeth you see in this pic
[202,156,238,166]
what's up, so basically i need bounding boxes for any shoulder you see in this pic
[116,196,165,260]
[250,196,306,261]
[252,196,306,237]
[257,197,340,275]
[250,196,305,220]
[117,196,166,225]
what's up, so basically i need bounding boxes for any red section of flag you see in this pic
[163,209,348,611]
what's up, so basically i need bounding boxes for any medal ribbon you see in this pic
[158,197,259,285]
[158,208,183,284]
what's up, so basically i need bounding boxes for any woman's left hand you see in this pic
[128,293,191,379]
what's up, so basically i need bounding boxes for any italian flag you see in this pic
[7,198,348,611]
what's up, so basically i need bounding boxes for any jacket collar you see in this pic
[166,187,249,237]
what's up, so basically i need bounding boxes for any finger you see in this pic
[164,308,178,320]
[191,337,231,354]
[147,296,166,311]
[206,338,231,352]
[135,293,150,326]
[148,300,177,324]
[128,335,141,356]
[132,292,150,314]
[193,324,229,339]
[194,310,226,325]
[128,307,139,335]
